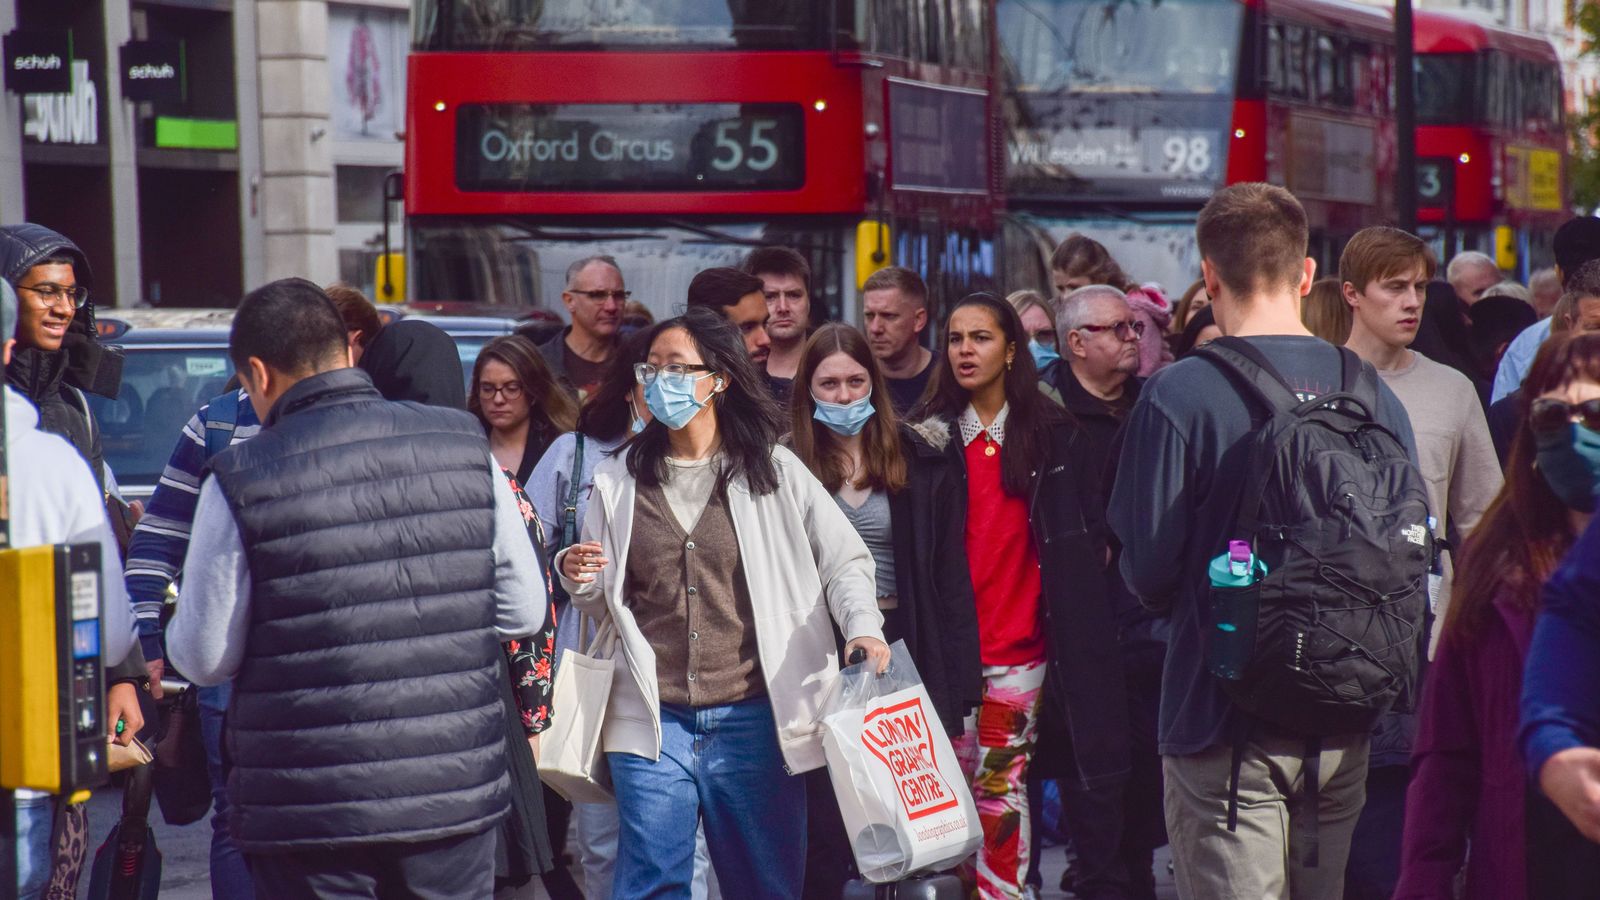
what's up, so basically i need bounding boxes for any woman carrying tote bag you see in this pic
[557,307,889,899]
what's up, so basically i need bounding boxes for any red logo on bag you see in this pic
[861,696,959,820]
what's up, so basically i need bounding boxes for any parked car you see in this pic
[92,309,518,499]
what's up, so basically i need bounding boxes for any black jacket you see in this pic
[888,425,983,735]
[0,224,122,486]
[208,368,508,851]
[537,328,578,402]
[921,415,1132,789]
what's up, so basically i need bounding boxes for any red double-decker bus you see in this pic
[998,0,1396,291]
[405,3,1002,322]
[1414,10,1565,277]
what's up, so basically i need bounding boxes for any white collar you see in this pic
[958,403,1008,448]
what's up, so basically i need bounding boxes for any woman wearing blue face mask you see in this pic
[789,323,985,895]
[1396,331,1600,900]
[1009,289,1063,381]
[556,307,889,899]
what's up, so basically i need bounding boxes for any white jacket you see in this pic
[558,445,885,774]
[5,386,135,666]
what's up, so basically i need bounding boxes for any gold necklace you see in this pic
[983,432,997,457]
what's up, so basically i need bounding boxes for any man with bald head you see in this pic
[1046,283,1165,900]
[1446,251,1504,308]
[540,255,628,400]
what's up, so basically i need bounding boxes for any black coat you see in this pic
[888,425,983,736]
[359,318,467,409]
[919,415,1132,790]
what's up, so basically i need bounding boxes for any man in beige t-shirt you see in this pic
[1340,225,1504,898]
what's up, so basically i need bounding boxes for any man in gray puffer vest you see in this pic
[165,278,547,897]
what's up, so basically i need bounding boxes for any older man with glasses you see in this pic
[540,255,630,401]
[0,223,122,491]
[1044,283,1168,900]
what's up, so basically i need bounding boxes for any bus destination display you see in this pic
[456,103,805,193]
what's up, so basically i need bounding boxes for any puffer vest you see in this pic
[207,368,508,851]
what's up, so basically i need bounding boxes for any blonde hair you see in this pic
[1302,278,1351,345]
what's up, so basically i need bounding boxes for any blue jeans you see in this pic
[609,698,806,899]
[198,683,254,900]
[13,792,52,899]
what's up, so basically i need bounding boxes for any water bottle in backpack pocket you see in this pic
[1206,540,1267,681]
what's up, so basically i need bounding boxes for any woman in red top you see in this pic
[912,293,1130,899]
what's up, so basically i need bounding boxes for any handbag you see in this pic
[538,610,617,803]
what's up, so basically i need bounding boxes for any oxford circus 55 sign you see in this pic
[456,102,804,193]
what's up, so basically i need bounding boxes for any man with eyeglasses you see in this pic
[0,223,123,492]
[1044,283,1166,900]
[540,255,629,401]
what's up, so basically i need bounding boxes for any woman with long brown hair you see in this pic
[1396,332,1600,900]
[470,335,579,484]
[789,322,982,896]
[913,293,1128,897]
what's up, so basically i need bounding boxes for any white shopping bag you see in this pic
[820,640,982,883]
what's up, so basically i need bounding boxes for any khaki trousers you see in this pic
[1163,730,1369,900]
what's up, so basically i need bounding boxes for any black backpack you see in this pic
[1198,338,1432,860]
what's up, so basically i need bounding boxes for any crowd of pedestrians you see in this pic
[12,182,1600,900]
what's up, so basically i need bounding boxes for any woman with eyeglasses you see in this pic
[526,327,722,900]
[789,322,984,896]
[1396,332,1600,900]
[911,293,1129,899]
[470,335,580,485]
[556,307,888,897]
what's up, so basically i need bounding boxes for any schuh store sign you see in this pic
[4,30,71,95]
[120,40,182,104]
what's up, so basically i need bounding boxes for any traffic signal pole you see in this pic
[1396,0,1418,233]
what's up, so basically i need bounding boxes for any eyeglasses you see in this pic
[17,282,89,310]
[634,363,712,385]
[1529,398,1600,437]
[478,382,524,401]
[1077,319,1145,341]
[573,289,631,303]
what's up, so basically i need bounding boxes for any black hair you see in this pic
[913,293,1064,497]
[577,327,656,443]
[229,277,347,375]
[1555,217,1600,286]
[686,267,766,312]
[625,306,782,495]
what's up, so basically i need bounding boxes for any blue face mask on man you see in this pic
[1029,339,1061,371]
[812,391,875,437]
[1536,422,1600,512]
[645,371,715,431]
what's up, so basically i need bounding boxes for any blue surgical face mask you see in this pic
[627,398,647,434]
[1029,339,1061,371]
[644,371,714,431]
[1536,422,1600,512]
[812,390,875,437]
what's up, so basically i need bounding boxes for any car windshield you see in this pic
[87,346,236,492]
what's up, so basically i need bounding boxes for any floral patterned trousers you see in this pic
[953,660,1046,900]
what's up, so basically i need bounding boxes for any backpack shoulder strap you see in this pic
[561,433,585,548]
[1195,337,1304,414]
[203,390,241,460]
[1339,348,1383,421]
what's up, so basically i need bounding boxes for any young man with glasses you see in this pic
[1339,226,1503,900]
[0,223,122,491]
[540,255,629,401]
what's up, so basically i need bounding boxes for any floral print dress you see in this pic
[502,468,557,736]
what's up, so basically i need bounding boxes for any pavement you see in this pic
[82,788,1179,899]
